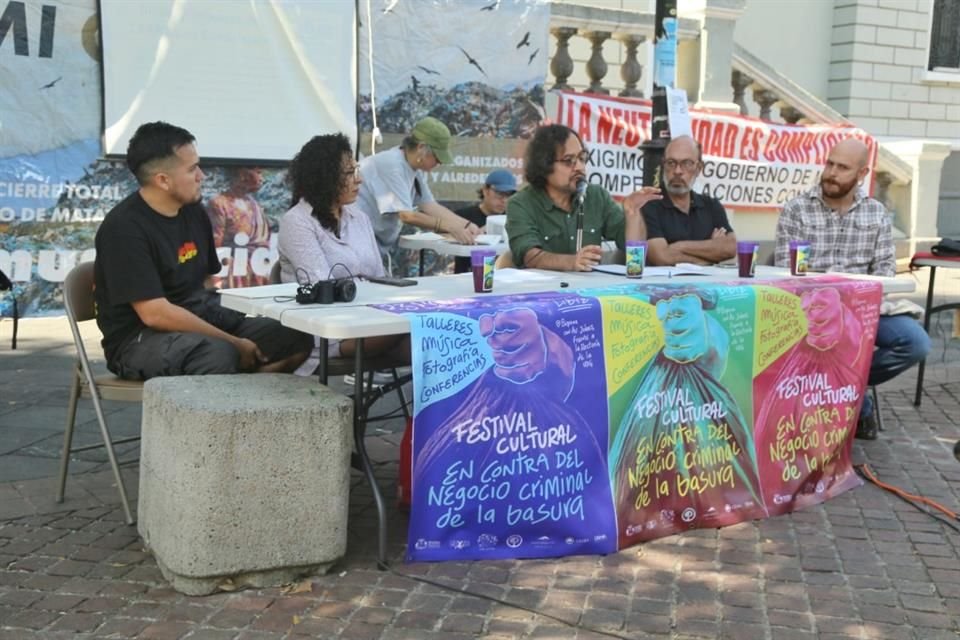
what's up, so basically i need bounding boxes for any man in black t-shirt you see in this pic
[453,169,517,273]
[642,136,736,266]
[94,121,311,380]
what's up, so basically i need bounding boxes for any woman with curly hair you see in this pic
[278,134,408,364]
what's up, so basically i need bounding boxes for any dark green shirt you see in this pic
[505,184,625,267]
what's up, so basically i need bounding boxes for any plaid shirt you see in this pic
[774,185,894,277]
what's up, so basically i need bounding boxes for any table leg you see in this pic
[351,338,390,569]
[317,338,329,385]
[914,266,937,406]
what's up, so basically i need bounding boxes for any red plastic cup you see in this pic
[737,241,759,278]
[471,249,496,293]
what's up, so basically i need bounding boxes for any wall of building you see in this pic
[828,0,960,143]
[734,0,834,102]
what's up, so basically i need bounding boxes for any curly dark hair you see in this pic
[524,124,582,190]
[288,134,353,232]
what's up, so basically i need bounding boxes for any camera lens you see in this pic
[337,278,357,303]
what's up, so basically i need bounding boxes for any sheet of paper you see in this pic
[474,234,504,245]
[666,87,692,138]
[591,264,712,277]
[406,232,444,241]
[592,264,626,275]
[494,268,556,283]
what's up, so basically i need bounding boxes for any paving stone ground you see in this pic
[1,268,959,639]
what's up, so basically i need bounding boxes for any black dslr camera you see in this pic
[295,277,357,304]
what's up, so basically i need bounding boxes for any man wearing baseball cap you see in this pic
[453,169,518,273]
[356,116,479,258]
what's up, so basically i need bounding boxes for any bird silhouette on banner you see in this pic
[457,46,487,77]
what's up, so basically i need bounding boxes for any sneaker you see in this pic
[343,370,396,387]
[855,413,879,440]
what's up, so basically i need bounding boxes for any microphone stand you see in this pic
[574,194,585,253]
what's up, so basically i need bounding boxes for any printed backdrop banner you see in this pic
[358,0,550,203]
[550,91,879,209]
[379,275,882,562]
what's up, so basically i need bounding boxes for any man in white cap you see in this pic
[356,116,480,258]
[452,169,518,273]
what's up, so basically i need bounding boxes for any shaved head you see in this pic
[829,138,870,170]
[820,138,871,203]
[665,135,702,162]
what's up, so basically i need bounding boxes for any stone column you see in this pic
[779,105,805,125]
[616,33,645,98]
[683,0,746,113]
[550,27,577,91]
[752,88,778,122]
[731,70,752,116]
[881,141,951,257]
[582,30,611,95]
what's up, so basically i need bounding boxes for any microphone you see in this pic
[574,178,587,206]
[574,178,587,252]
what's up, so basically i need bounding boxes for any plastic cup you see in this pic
[625,240,647,278]
[471,249,496,293]
[789,240,810,276]
[737,241,759,278]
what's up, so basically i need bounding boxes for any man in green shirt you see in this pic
[506,124,661,271]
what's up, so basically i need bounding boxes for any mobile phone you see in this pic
[365,276,417,287]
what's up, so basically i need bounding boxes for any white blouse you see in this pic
[278,199,386,285]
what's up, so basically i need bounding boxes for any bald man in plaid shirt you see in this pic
[775,138,930,440]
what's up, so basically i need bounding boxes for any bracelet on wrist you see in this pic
[464,221,471,230]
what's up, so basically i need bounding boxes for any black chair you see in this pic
[0,268,17,349]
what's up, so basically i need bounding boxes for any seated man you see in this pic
[642,135,736,266]
[94,121,312,380]
[775,137,931,440]
[506,124,661,272]
[453,169,517,273]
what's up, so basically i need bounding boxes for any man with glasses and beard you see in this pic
[775,137,930,440]
[642,135,737,266]
[506,124,661,272]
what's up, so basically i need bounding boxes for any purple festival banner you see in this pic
[378,276,882,562]
[377,292,617,562]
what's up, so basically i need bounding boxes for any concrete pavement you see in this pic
[0,267,959,639]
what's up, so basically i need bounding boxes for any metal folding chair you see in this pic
[59,262,142,524]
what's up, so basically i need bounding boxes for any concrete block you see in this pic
[138,374,353,596]
[909,102,945,120]
[887,118,927,137]
[875,26,915,47]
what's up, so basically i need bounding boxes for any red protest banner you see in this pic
[553,91,878,210]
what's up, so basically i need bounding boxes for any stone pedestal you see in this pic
[138,374,352,596]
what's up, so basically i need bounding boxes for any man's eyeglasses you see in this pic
[554,151,589,168]
[664,159,698,172]
[342,164,361,180]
